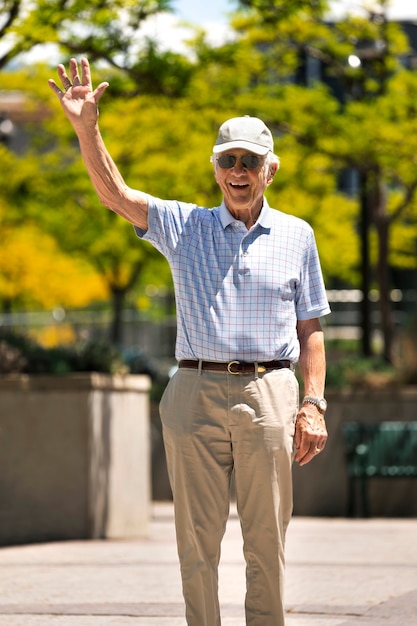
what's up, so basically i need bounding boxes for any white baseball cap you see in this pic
[213,115,274,155]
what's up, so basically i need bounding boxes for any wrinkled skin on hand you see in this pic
[48,57,109,131]
[294,404,328,466]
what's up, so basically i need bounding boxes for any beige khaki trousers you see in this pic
[159,366,299,626]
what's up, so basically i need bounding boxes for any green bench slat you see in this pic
[342,421,417,516]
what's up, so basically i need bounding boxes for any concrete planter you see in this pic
[0,373,151,545]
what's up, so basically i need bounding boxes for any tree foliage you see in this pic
[0,63,220,342]
[0,225,107,310]
[0,0,171,68]
[206,0,417,361]
[1,0,416,359]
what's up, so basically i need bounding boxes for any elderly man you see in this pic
[49,58,330,626]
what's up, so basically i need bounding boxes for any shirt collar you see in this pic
[219,198,272,230]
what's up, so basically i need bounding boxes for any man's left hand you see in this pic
[294,404,328,466]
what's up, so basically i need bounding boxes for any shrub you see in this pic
[326,356,397,389]
[0,331,128,375]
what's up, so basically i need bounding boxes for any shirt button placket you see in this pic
[240,250,250,276]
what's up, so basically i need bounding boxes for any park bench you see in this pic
[342,421,417,517]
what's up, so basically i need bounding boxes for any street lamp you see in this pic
[348,54,361,68]
[0,114,14,146]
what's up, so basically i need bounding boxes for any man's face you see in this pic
[213,149,273,218]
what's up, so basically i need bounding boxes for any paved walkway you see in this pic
[0,503,416,625]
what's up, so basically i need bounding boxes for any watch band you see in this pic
[302,395,327,413]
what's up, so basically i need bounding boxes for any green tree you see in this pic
[201,0,417,362]
[3,0,416,361]
[0,0,196,342]
[0,0,195,96]
[1,65,223,343]
[0,141,107,314]
[0,224,107,310]
[0,0,171,69]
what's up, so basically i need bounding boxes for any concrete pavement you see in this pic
[0,503,416,625]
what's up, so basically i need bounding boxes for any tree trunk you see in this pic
[109,287,126,346]
[376,217,394,362]
[359,171,372,357]
[2,298,12,316]
[371,174,394,363]
[107,260,146,346]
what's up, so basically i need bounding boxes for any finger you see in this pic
[295,449,312,466]
[81,57,91,86]
[56,64,72,91]
[57,63,66,80]
[294,415,302,449]
[48,79,64,98]
[304,438,326,464]
[296,444,317,466]
[82,58,109,101]
[294,433,324,466]
[294,437,310,465]
[69,58,81,86]
[316,436,327,451]
[311,443,323,456]
[92,82,110,104]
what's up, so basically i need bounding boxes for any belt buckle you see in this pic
[227,360,241,375]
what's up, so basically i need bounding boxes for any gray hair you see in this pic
[266,152,280,169]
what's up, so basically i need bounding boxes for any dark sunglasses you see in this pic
[216,154,266,170]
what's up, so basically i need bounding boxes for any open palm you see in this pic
[48,58,108,130]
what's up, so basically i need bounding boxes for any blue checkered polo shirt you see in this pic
[135,195,330,363]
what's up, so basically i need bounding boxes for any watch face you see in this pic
[318,399,327,412]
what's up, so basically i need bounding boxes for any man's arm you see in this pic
[48,58,148,230]
[294,317,328,466]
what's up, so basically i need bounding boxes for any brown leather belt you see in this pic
[178,359,292,375]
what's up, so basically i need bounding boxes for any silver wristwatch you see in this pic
[302,396,327,414]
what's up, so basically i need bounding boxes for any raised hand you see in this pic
[48,58,109,131]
